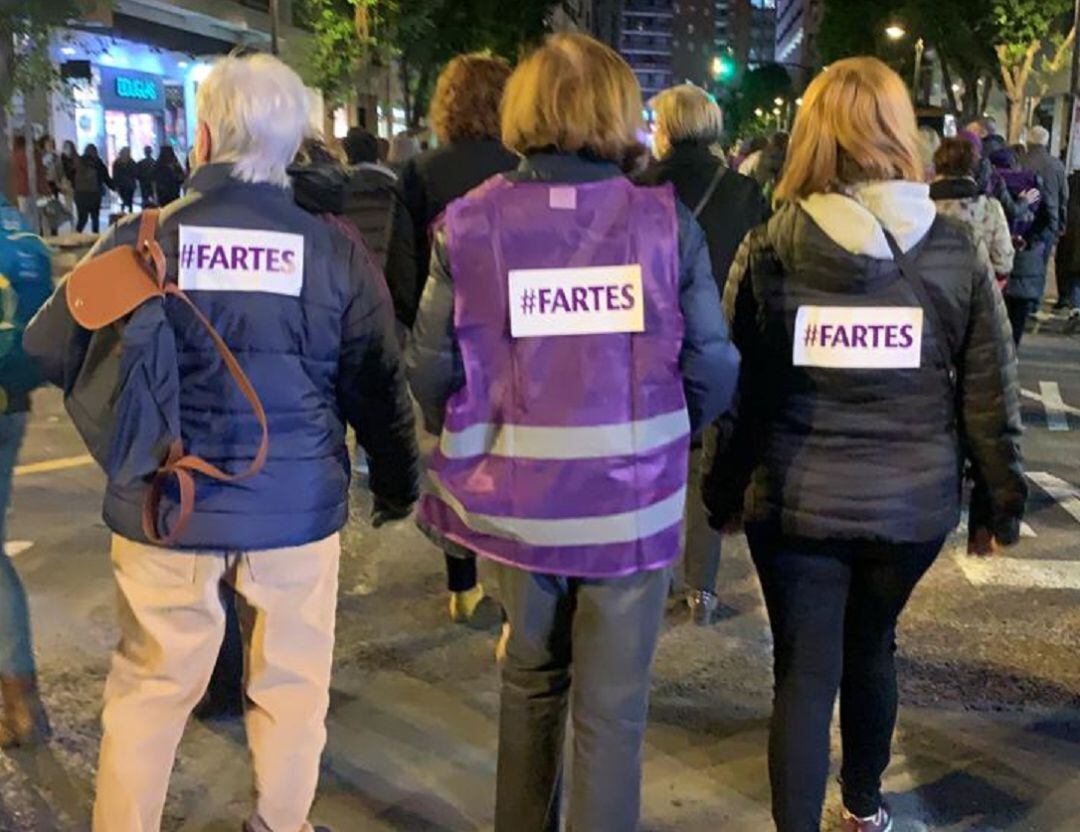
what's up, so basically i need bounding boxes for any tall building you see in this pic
[551,0,596,33]
[775,0,824,74]
[718,0,775,72]
[620,1,718,99]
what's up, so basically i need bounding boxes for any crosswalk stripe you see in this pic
[954,549,1080,590]
[1038,381,1069,431]
[1021,387,1080,417]
[1027,472,1080,525]
[13,454,94,476]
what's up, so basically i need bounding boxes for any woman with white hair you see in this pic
[26,52,418,832]
[638,83,768,624]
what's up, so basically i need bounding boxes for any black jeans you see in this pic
[746,526,944,831]
[1004,296,1031,347]
[74,194,101,233]
[118,187,135,213]
[444,552,477,592]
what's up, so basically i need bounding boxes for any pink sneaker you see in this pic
[841,803,893,832]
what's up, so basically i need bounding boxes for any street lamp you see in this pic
[885,24,906,41]
[754,107,764,117]
[774,96,785,107]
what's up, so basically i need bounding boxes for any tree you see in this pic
[992,0,1071,141]
[1027,26,1075,125]
[721,63,794,139]
[293,0,367,109]
[0,0,89,222]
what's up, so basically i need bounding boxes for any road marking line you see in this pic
[13,454,94,476]
[4,541,34,557]
[1021,387,1080,417]
[1038,381,1070,431]
[1027,471,1080,525]
[954,549,1080,590]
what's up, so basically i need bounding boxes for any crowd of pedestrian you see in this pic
[8,136,190,235]
[0,29,1050,832]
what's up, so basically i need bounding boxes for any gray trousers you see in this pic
[684,430,722,593]
[494,563,669,832]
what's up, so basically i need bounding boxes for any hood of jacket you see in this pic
[800,180,937,260]
[288,161,348,215]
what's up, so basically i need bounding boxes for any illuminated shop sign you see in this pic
[98,66,164,111]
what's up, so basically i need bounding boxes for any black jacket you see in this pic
[395,138,518,305]
[638,141,769,294]
[112,157,138,193]
[154,160,186,206]
[291,161,417,326]
[704,203,1026,545]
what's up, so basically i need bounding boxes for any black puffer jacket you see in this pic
[704,203,1026,544]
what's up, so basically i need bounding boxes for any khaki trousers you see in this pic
[93,533,340,832]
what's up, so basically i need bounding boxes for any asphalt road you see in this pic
[1,325,1078,832]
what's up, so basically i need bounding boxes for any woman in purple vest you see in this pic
[407,33,740,832]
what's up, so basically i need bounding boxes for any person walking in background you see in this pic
[73,143,112,234]
[1021,126,1068,255]
[152,145,186,207]
[112,146,138,214]
[752,131,790,202]
[1055,167,1080,328]
[396,52,518,625]
[11,136,49,216]
[917,125,941,181]
[930,137,1014,290]
[25,53,418,832]
[705,57,1026,832]
[639,82,768,624]
[136,145,156,207]
[991,146,1054,346]
[0,197,54,748]
[387,133,420,171]
[408,34,739,832]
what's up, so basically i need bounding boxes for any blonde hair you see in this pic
[196,53,311,186]
[774,57,922,204]
[501,33,643,163]
[430,53,512,144]
[650,84,723,159]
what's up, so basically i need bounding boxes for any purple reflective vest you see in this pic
[416,174,691,578]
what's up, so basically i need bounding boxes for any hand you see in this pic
[1020,188,1041,206]
[967,527,998,557]
[372,498,413,528]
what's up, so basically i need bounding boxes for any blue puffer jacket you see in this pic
[26,163,419,551]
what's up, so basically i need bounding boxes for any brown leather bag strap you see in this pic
[137,211,271,547]
[136,209,166,286]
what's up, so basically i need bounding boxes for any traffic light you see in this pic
[712,55,736,83]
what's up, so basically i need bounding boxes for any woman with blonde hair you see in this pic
[703,57,1026,832]
[408,33,738,831]
[639,83,768,624]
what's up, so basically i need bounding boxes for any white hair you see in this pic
[196,53,310,186]
[1028,125,1050,147]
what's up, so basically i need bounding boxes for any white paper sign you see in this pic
[508,265,645,338]
[178,226,305,297]
[793,306,923,369]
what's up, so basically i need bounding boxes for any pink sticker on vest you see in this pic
[549,187,577,210]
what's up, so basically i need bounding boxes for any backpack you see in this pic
[0,206,52,399]
[64,210,269,545]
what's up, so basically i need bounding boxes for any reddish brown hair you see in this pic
[933,137,977,178]
[430,53,512,144]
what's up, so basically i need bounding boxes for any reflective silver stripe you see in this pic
[440,409,690,460]
[428,473,686,547]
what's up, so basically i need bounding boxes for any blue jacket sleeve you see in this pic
[676,204,740,434]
